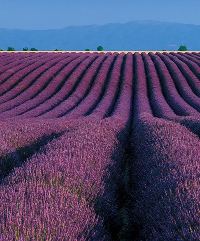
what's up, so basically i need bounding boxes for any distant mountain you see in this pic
[0,20,200,50]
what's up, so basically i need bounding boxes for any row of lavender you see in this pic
[1,114,199,240]
[128,52,200,240]
[1,115,199,240]
[0,52,199,121]
[0,117,130,240]
[0,52,200,240]
[130,113,200,240]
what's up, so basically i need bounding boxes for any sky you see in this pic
[0,0,200,30]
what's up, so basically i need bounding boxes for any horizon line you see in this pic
[1,51,199,53]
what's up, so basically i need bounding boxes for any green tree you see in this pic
[97,46,104,51]
[178,45,187,51]
[23,47,29,51]
[30,48,38,51]
[7,47,15,51]
[0,49,3,51]
[54,49,59,51]
[85,49,90,51]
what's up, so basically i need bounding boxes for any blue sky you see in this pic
[0,0,200,29]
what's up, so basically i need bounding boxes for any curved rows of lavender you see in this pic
[0,52,199,241]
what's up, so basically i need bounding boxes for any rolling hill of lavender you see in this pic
[0,51,200,241]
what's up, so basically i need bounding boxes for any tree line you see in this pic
[0,46,104,51]
[0,45,188,51]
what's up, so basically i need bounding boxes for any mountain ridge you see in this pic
[0,20,199,50]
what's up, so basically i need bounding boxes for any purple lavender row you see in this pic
[0,52,71,72]
[141,53,177,119]
[130,114,200,240]
[171,53,200,78]
[0,55,38,87]
[133,53,152,119]
[0,53,45,78]
[0,54,83,119]
[177,115,200,138]
[0,52,34,66]
[110,53,133,124]
[167,53,200,96]
[12,54,91,118]
[183,53,200,65]
[192,52,200,57]
[0,52,199,121]
[18,54,98,118]
[187,52,200,62]
[63,53,117,120]
[0,54,71,112]
[0,53,49,97]
[0,54,66,108]
[149,53,199,116]
[1,188,103,241]
[0,117,127,240]
[192,53,200,60]
[39,54,108,118]
[157,53,200,114]
[87,53,125,120]
[0,53,22,66]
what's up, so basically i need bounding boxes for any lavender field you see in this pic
[0,51,200,240]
